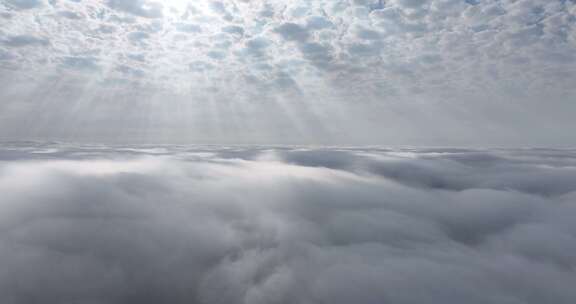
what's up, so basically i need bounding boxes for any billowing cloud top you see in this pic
[1,143,576,303]
[1,0,576,144]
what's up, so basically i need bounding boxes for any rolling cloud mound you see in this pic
[0,143,576,303]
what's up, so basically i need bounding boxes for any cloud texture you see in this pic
[1,143,576,303]
[0,0,575,144]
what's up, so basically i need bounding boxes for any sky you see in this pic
[1,0,576,145]
[3,3,576,301]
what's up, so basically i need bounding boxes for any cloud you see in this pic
[0,0,575,144]
[240,37,271,58]
[106,0,163,18]
[390,0,427,9]
[3,0,43,10]
[0,49,16,61]
[305,16,334,30]
[127,31,150,43]
[298,42,334,68]
[175,23,202,33]
[0,144,575,303]
[189,60,213,72]
[274,22,311,42]
[116,64,145,77]
[1,35,49,47]
[61,56,100,71]
[57,10,84,20]
[221,25,244,36]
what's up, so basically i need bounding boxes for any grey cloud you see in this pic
[258,3,275,18]
[431,0,465,11]
[207,50,226,60]
[176,23,202,33]
[126,53,146,62]
[390,0,428,9]
[106,0,163,18]
[58,10,83,19]
[209,1,224,11]
[3,0,43,10]
[298,42,334,68]
[305,16,334,30]
[0,145,575,303]
[189,60,213,72]
[355,27,383,40]
[127,31,150,43]
[221,25,244,36]
[116,64,145,77]
[273,71,299,91]
[61,56,100,71]
[240,37,271,58]
[1,35,49,47]
[209,1,229,17]
[0,48,16,60]
[97,24,117,34]
[274,22,310,42]
[346,41,383,57]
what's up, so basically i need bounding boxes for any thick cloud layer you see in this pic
[1,0,576,144]
[1,143,576,303]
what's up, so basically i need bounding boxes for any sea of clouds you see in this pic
[0,143,575,303]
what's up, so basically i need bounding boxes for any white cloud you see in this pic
[0,144,576,302]
[0,0,575,143]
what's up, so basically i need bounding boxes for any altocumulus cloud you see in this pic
[1,0,576,144]
[0,143,575,303]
